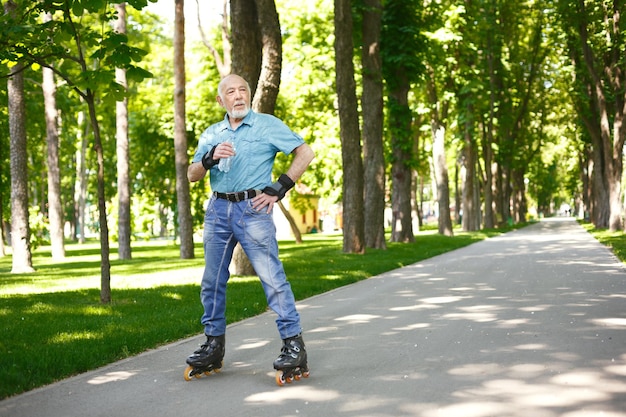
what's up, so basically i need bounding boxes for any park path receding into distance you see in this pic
[2,217,626,417]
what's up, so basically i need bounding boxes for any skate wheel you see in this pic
[302,370,310,378]
[183,366,194,381]
[275,370,286,386]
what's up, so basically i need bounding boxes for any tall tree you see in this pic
[42,12,66,260]
[557,0,626,231]
[0,0,152,299]
[334,0,365,253]
[115,2,132,260]
[426,64,453,236]
[230,0,262,92]
[382,0,424,243]
[7,62,34,273]
[174,0,195,259]
[360,0,386,249]
[5,0,34,273]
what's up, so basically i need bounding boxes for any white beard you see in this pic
[230,105,250,119]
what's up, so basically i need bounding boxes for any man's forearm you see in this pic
[187,161,207,182]
[285,143,315,182]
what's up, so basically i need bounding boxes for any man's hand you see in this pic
[212,141,236,160]
[251,192,279,213]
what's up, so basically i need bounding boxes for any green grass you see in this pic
[580,221,626,261]
[0,227,517,399]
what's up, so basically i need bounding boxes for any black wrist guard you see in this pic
[263,174,295,201]
[201,147,218,170]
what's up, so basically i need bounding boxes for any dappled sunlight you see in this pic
[3,220,626,416]
[390,303,441,312]
[49,330,102,344]
[590,318,626,328]
[474,377,611,407]
[87,371,136,385]
[334,314,381,324]
[337,394,396,412]
[308,326,339,333]
[420,295,469,304]
[563,411,626,417]
[421,402,512,417]
[235,338,270,350]
[245,385,339,404]
[392,322,430,331]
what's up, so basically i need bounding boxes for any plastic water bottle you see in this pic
[218,139,235,172]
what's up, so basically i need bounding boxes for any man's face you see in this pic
[217,76,251,120]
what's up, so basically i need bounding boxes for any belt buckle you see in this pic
[234,192,242,202]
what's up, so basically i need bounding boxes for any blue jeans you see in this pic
[200,196,302,340]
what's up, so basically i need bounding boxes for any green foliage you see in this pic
[381,0,426,90]
[276,0,341,204]
[0,0,153,101]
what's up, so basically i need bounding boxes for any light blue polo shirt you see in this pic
[192,111,304,193]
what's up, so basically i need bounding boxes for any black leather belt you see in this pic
[214,189,261,202]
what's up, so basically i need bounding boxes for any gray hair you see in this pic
[217,75,251,100]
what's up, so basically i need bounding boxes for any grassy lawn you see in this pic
[580,222,626,261]
[1,225,521,399]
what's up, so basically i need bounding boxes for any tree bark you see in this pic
[432,124,453,236]
[115,3,132,260]
[461,117,480,231]
[75,111,88,243]
[334,0,365,253]
[389,90,414,243]
[252,0,282,113]
[42,12,65,260]
[174,0,195,259]
[230,0,262,93]
[361,0,386,250]
[425,66,453,237]
[7,59,35,273]
[83,90,112,303]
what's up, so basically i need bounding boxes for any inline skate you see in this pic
[183,335,225,381]
[273,334,310,386]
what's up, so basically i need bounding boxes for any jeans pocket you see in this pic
[203,198,219,242]
[241,202,274,246]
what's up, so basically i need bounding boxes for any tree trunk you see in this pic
[174,0,195,259]
[115,3,132,260]
[277,201,302,243]
[482,122,495,229]
[7,60,35,273]
[389,90,414,243]
[361,0,386,250]
[461,121,480,231]
[252,0,282,113]
[75,111,88,243]
[432,124,453,236]
[84,91,112,303]
[42,13,65,260]
[425,65,453,237]
[230,0,262,93]
[334,0,365,253]
[0,190,5,256]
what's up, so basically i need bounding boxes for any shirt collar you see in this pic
[218,110,255,131]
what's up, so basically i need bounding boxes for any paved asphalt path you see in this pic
[2,218,626,417]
